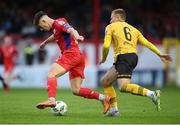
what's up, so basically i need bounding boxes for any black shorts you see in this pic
[114,53,138,79]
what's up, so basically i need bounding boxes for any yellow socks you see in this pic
[103,83,151,108]
[104,86,118,107]
[121,83,148,96]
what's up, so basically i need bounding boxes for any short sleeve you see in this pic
[54,18,72,32]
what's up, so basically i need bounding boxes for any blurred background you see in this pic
[0,0,179,89]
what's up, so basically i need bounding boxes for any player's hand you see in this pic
[39,42,46,49]
[76,36,84,41]
[159,54,172,63]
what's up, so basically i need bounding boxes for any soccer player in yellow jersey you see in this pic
[100,8,172,116]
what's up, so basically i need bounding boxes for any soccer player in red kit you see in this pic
[0,36,18,92]
[0,43,8,91]
[33,11,110,114]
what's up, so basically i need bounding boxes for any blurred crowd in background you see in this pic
[0,0,179,65]
[0,0,179,39]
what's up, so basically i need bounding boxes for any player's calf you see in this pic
[3,83,9,93]
[73,88,111,113]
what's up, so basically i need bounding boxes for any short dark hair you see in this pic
[33,11,47,26]
[112,8,126,21]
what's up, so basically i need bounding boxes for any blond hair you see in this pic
[112,8,126,21]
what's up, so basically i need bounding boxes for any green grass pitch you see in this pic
[0,86,180,124]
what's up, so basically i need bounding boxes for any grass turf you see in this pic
[0,86,180,124]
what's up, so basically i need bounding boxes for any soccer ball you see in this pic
[51,101,68,116]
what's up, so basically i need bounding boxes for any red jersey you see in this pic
[1,44,18,66]
[52,18,80,54]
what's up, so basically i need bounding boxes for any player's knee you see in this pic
[100,77,105,86]
[100,77,110,87]
[118,85,122,91]
[72,88,80,95]
[118,81,127,91]
[47,72,56,78]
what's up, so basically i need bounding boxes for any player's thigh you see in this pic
[4,64,14,74]
[48,63,67,78]
[69,54,85,80]
[4,66,13,79]
[117,78,131,90]
[69,54,85,94]
[115,53,138,79]
[100,65,117,87]
[70,77,83,94]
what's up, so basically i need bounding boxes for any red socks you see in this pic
[76,88,99,100]
[47,77,57,98]
[47,78,99,101]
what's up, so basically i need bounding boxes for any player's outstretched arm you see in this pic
[138,35,161,55]
[67,28,84,41]
[138,35,172,63]
[40,34,55,49]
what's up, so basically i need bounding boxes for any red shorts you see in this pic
[56,52,85,80]
[4,63,14,73]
